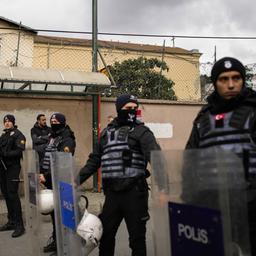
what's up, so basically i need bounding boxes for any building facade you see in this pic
[0,17,202,101]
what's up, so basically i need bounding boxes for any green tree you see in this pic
[109,57,177,100]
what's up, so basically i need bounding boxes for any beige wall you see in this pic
[32,44,92,71]
[32,43,201,101]
[0,94,203,167]
[0,21,34,67]
[0,94,204,190]
[98,49,201,101]
[0,22,201,101]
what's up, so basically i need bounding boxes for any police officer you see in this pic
[31,114,51,163]
[0,114,26,238]
[186,57,256,255]
[40,113,76,253]
[79,94,161,256]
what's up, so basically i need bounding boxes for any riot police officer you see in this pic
[0,114,26,238]
[30,114,51,164]
[79,94,161,256]
[186,57,256,255]
[40,113,76,253]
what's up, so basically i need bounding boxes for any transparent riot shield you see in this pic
[151,148,251,256]
[51,152,86,256]
[24,149,48,255]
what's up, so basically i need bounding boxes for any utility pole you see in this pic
[92,0,101,192]
[214,45,217,63]
[158,39,166,98]
[92,0,98,73]
[15,22,22,67]
[171,36,175,47]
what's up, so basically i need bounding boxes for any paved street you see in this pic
[0,191,155,256]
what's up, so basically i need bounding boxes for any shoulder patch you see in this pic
[63,146,70,152]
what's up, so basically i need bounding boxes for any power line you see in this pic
[97,33,256,40]
[1,26,256,40]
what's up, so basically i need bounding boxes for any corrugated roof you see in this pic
[0,66,111,93]
[35,35,201,56]
[0,66,110,85]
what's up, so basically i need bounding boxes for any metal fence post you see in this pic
[92,0,101,192]
[14,22,22,67]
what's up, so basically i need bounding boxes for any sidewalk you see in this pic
[0,191,154,256]
[0,191,105,256]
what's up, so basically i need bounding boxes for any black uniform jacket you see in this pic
[79,118,161,191]
[186,87,256,149]
[31,123,51,152]
[41,125,76,188]
[51,125,76,155]
[0,126,26,167]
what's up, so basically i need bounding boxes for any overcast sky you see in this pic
[1,0,256,65]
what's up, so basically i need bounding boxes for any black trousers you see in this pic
[0,164,23,227]
[99,185,149,256]
[44,179,56,241]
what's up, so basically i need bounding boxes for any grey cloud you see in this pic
[98,0,195,32]
[212,0,256,34]
[1,0,256,64]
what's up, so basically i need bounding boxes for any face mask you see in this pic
[117,109,137,124]
[51,123,65,133]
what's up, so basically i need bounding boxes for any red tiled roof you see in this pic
[35,35,201,56]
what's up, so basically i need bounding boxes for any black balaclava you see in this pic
[117,109,137,125]
[50,113,66,134]
[115,94,139,125]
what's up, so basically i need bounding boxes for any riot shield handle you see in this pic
[80,195,89,209]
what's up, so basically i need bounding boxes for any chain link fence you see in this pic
[0,27,256,102]
[1,26,256,224]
